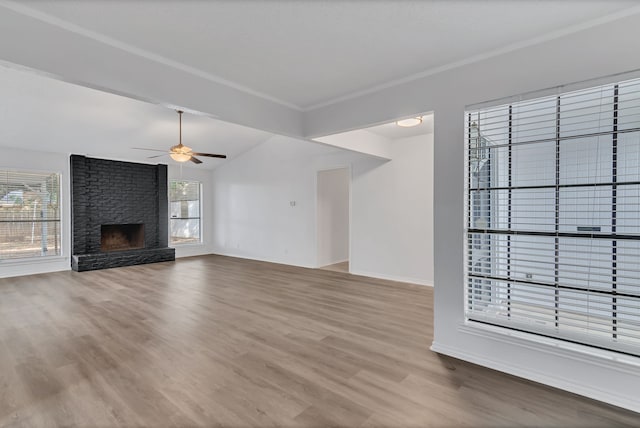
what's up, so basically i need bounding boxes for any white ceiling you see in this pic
[0,64,273,169]
[0,0,638,160]
[10,0,639,111]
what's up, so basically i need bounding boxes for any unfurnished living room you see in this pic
[1,1,640,427]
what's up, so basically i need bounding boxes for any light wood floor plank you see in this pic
[0,254,638,427]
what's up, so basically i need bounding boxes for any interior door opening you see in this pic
[317,167,350,273]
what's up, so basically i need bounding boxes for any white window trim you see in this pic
[464,73,640,357]
[168,180,203,246]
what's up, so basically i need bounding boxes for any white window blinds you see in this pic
[0,170,61,260]
[465,77,640,356]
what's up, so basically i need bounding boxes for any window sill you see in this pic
[459,320,640,373]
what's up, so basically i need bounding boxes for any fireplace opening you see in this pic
[101,224,145,252]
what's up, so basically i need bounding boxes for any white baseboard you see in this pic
[349,269,433,287]
[317,258,349,268]
[174,244,214,259]
[210,249,316,269]
[210,252,433,288]
[0,257,70,279]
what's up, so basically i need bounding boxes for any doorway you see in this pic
[317,167,350,272]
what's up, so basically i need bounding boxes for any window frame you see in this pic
[168,179,203,246]
[0,168,63,262]
[464,77,640,357]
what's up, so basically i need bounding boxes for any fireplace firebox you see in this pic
[101,224,145,252]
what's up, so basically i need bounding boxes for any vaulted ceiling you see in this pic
[0,0,638,162]
[0,63,274,167]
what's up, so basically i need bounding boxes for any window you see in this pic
[465,76,640,356]
[0,170,61,260]
[169,180,201,245]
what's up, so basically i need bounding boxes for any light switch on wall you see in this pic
[290,201,296,207]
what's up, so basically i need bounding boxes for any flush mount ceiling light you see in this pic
[396,116,423,127]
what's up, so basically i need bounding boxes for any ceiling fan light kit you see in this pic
[169,152,192,162]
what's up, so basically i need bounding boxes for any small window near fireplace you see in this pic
[169,180,202,245]
[101,224,145,252]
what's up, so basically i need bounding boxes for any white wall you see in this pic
[317,167,349,267]
[211,132,435,286]
[302,14,640,413]
[0,147,71,278]
[211,135,343,267]
[350,134,434,286]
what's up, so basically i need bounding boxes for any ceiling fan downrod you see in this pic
[177,110,184,148]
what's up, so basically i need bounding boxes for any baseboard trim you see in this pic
[0,257,70,279]
[317,258,349,268]
[209,252,433,287]
[174,245,214,259]
[349,269,433,287]
[430,340,640,414]
[210,249,316,269]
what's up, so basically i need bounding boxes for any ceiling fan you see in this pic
[133,110,227,164]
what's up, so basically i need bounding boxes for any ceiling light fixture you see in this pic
[169,151,191,162]
[396,116,423,128]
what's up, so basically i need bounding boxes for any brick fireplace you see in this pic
[70,155,175,272]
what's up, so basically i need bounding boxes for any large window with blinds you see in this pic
[0,170,61,260]
[465,77,640,356]
[169,180,202,245]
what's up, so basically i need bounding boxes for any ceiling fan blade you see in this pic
[147,153,168,159]
[132,147,168,152]
[192,152,227,159]
[189,156,203,164]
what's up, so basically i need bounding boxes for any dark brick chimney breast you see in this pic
[70,155,175,271]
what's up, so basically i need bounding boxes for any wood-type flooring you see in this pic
[1,255,638,427]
